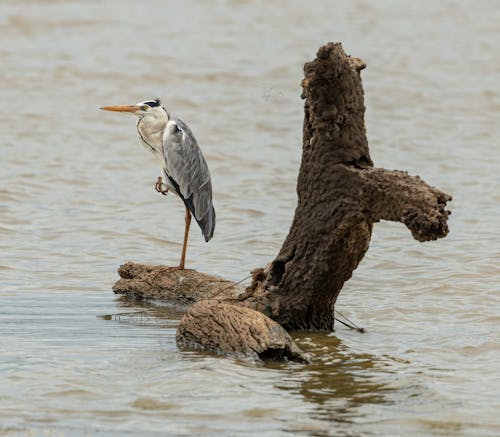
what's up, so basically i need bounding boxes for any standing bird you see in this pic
[100,99,215,270]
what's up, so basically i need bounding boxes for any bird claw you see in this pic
[155,176,169,195]
[151,265,183,280]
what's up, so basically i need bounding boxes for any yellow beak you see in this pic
[100,104,141,113]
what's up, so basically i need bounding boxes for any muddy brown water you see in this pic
[1,0,499,435]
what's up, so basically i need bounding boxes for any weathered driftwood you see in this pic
[113,43,451,361]
[113,262,239,305]
[177,301,308,362]
[113,262,308,362]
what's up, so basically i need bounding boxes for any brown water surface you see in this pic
[1,1,499,435]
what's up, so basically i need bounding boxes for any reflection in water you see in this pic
[270,333,396,432]
[101,295,186,329]
[113,296,396,433]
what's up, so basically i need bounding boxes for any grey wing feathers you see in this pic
[162,117,215,241]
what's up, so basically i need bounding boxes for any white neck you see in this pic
[136,109,169,156]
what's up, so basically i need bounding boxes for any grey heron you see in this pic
[100,99,215,270]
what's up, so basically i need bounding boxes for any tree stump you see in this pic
[113,43,452,361]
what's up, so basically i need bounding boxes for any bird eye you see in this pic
[141,105,148,111]
[144,99,160,108]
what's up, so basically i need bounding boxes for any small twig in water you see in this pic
[205,273,253,300]
[97,311,148,321]
[334,309,365,333]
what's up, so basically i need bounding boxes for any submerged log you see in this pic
[177,301,308,362]
[113,43,451,361]
[113,262,308,362]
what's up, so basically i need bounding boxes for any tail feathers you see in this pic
[183,196,215,242]
[167,175,215,241]
[197,204,215,242]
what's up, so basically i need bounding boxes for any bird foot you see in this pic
[155,176,169,195]
[151,265,183,280]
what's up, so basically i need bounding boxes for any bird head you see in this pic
[100,98,166,119]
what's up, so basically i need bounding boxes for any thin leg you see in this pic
[179,207,191,269]
[151,207,191,278]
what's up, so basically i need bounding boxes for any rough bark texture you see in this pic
[113,262,239,305]
[243,43,451,331]
[113,262,308,362]
[112,42,452,360]
[177,301,308,362]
